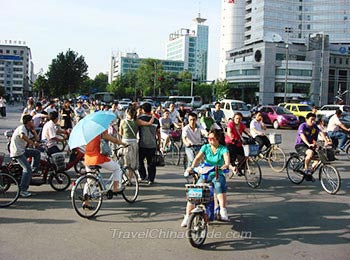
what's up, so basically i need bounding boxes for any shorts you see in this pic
[295,144,309,155]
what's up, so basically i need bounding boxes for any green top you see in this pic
[121,119,138,139]
[200,144,229,175]
[200,116,215,131]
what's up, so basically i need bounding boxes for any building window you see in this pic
[6,50,10,54]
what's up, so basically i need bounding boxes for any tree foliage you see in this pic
[33,75,49,98]
[46,49,88,97]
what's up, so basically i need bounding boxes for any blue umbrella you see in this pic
[68,111,116,149]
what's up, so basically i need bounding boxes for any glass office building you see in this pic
[109,52,184,84]
[166,15,209,81]
[220,0,350,105]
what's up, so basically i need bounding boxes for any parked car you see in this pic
[282,103,312,123]
[317,104,350,118]
[259,105,299,129]
[220,99,251,125]
[118,101,131,110]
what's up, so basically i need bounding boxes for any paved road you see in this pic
[0,106,349,260]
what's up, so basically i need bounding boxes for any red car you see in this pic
[259,105,299,129]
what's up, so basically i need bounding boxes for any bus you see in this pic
[168,96,203,108]
[90,92,115,103]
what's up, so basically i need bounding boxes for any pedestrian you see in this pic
[137,102,161,185]
[60,99,74,130]
[0,96,7,117]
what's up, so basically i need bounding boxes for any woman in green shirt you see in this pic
[181,129,230,227]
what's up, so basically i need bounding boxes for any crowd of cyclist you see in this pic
[7,97,350,225]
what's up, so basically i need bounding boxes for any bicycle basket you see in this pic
[51,152,66,171]
[0,152,5,166]
[185,183,212,204]
[243,144,260,156]
[317,148,329,163]
[169,130,181,142]
[269,133,282,144]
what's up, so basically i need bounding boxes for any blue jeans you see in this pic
[197,174,227,194]
[13,148,41,191]
[185,146,202,168]
[328,131,347,149]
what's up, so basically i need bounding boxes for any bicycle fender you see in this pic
[191,207,205,214]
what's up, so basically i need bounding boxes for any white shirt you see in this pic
[169,110,180,124]
[327,115,341,132]
[42,120,58,148]
[10,125,33,157]
[182,124,204,146]
[0,97,6,107]
[44,106,57,115]
[250,118,265,138]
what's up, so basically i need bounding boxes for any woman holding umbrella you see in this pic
[85,131,128,197]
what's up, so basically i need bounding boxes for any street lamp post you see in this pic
[284,27,293,103]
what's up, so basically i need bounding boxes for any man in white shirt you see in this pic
[44,100,57,115]
[9,115,41,197]
[169,103,181,128]
[327,109,350,151]
[182,112,207,168]
[42,111,67,155]
[0,96,7,117]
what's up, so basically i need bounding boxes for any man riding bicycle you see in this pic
[182,113,207,173]
[295,113,330,181]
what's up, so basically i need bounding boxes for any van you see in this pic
[90,92,115,103]
[220,99,252,124]
[168,96,203,108]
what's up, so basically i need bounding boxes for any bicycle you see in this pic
[0,153,20,208]
[255,133,286,172]
[161,131,181,166]
[285,144,341,194]
[228,144,262,188]
[71,146,139,218]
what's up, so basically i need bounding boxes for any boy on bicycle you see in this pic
[295,113,330,181]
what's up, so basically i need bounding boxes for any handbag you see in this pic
[100,137,112,156]
[153,150,165,167]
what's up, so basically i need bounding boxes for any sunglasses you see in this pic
[208,137,216,141]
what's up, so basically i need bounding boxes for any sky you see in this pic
[1,0,221,80]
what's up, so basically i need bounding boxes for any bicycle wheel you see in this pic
[121,167,139,203]
[187,213,208,248]
[244,158,262,188]
[71,175,103,218]
[345,144,350,160]
[286,155,304,184]
[164,142,180,165]
[319,164,341,194]
[0,173,20,208]
[267,146,286,172]
[48,171,71,191]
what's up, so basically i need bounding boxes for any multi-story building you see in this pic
[109,52,185,84]
[0,40,34,99]
[220,0,350,106]
[166,14,209,81]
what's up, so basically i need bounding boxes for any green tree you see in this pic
[215,79,229,100]
[93,73,108,92]
[46,49,88,97]
[33,75,49,98]
[136,58,163,97]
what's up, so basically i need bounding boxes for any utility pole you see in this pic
[284,27,293,103]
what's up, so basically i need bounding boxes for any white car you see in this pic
[220,99,252,124]
[317,105,350,118]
